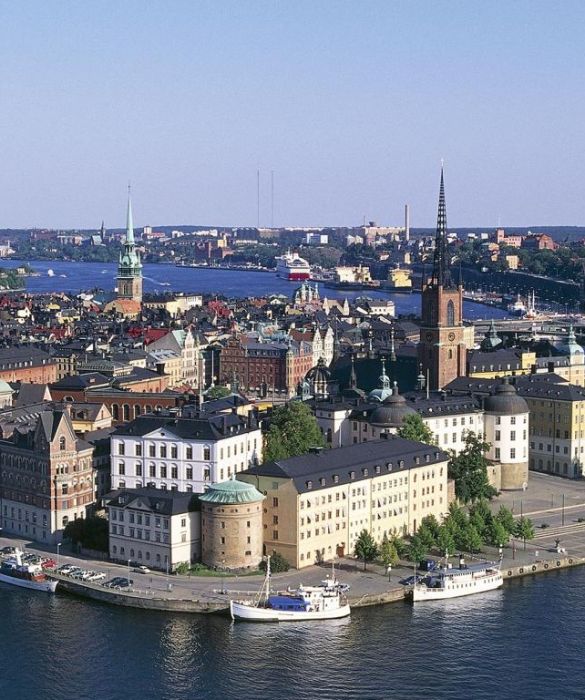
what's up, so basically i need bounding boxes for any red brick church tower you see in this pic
[418,167,466,390]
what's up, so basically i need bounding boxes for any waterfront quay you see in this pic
[3,472,584,615]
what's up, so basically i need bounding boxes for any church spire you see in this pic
[430,164,453,288]
[126,184,135,245]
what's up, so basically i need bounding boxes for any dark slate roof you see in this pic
[241,436,448,494]
[112,412,257,440]
[466,349,524,373]
[105,488,200,515]
[50,373,111,390]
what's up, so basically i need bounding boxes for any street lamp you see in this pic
[57,542,62,569]
[387,564,392,583]
[127,558,131,585]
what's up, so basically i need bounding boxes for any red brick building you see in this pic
[0,347,58,384]
[0,407,95,544]
[522,233,556,251]
[219,335,314,397]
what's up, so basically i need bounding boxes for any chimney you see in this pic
[404,204,410,242]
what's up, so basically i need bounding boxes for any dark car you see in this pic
[400,575,424,586]
[1,546,16,555]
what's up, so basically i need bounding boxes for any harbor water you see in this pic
[0,259,509,320]
[0,567,582,700]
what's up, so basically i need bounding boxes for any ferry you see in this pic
[275,251,311,281]
[409,556,503,602]
[0,550,58,593]
[230,558,351,622]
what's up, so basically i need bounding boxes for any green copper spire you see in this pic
[126,184,135,245]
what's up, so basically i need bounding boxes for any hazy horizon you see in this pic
[2,1,585,230]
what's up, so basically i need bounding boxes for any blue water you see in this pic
[0,568,582,700]
[0,259,508,321]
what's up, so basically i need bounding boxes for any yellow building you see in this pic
[239,436,450,569]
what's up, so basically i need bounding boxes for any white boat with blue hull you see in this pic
[230,558,351,622]
[409,556,503,602]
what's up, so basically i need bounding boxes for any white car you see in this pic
[133,565,151,574]
[87,572,106,582]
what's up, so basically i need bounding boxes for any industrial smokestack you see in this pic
[404,203,410,242]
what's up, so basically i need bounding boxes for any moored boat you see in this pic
[275,251,311,281]
[230,558,351,622]
[0,550,58,593]
[409,556,503,602]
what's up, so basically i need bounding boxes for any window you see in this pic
[510,448,516,459]
[495,448,500,460]
[59,436,66,451]
[118,463,125,476]
[135,464,142,477]
[273,497,279,507]
[171,466,178,479]
[511,431,516,441]
[149,464,156,478]
[447,300,455,326]
[186,467,193,480]
[160,445,167,459]
[135,444,142,457]
[273,530,279,540]
[149,445,155,457]
[171,445,178,459]
[186,447,193,460]
[181,518,186,527]
[203,447,211,461]
[160,465,167,479]
[495,431,501,441]
[118,443,125,456]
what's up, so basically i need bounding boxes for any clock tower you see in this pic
[418,167,466,390]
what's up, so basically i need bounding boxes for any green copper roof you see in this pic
[199,477,264,505]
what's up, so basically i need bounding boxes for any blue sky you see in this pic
[1,1,584,229]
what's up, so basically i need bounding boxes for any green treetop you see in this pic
[354,530,379,571]
[397,414,436,445]
[264,401,325,462]
[448,432,497,503]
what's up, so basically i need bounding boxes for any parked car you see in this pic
[58,565,76,575]
[1,546,16,555]
[400,575,424,586]
[87,572,106,582]
[133,565,150,574]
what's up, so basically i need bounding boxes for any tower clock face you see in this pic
[448,332,455,341]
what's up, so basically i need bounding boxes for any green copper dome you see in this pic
[199,477,264,505]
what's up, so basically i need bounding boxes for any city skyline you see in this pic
[2,2,585,229]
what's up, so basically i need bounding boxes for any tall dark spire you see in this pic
[430,165,453,288]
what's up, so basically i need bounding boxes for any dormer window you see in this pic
[362,468,368,477]
[333,474,339,484]
[375,465,381,475]
[307,480,313,490]
[320,477,325,486]
[349,471,355,480]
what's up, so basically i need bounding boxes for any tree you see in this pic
[514,517,535,550]
[260,552,290,573]
[437,525,456,557]
[408,534,427,566]
[391,535,408,558]
[379,534,398,569]
[488,519,510,548]
[420,514,441,541]
[448,432,497,503]
[445,502,468,535]
[459,523,483,555]
[206,385,231,400]
[63,516,108,552]
[354,530,379,571]
[264,402,325,462]
[397,414,436,445]
[495,505,516,535]
[416,522,436,551]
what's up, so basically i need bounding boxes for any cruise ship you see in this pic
[275,251,311,281]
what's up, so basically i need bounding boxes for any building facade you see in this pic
[111,412,262,493]
[0,407,95,544]
[239,436,450,569]
[107,488,200,571]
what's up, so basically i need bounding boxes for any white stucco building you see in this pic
[111,412,262,493]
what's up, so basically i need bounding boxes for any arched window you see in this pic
[123,404,130,421]
[134,405,141,418]
[112,404,119,421]
[447,300,455,327]
[59,436,66,451]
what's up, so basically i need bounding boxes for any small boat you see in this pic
[47,269,55,277]
[0,550,58,593]
[230,558,351,622]
[409,555,503,602]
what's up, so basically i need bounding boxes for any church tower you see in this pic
[418,167,466,390]
[117,187,143,303]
